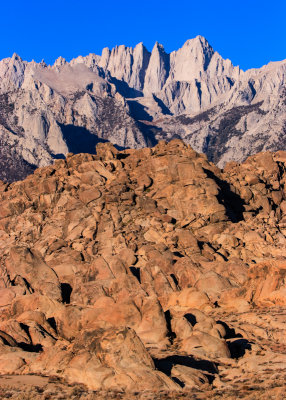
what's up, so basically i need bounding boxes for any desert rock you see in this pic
[0,140,285,398]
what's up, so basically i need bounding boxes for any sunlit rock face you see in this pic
[0,36,286,182]
[0,140,286,397]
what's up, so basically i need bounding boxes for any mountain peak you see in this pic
[54,56,67,67]
[0,36,285,186]
[11,52,22,62]
[182,35,213,52]
[134,42,148,53]
[152,41,166,53]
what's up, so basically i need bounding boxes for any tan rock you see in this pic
[181,331,231,358]
[167,288,212,311]
[171,364,210,389]
[0,140,285,396]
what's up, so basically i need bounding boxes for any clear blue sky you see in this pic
[1,0,286,71]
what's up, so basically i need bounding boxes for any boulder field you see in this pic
[0,139,286,399]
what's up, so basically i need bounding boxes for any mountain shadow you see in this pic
[127,100,153,121]
[59,124,109,154]
[109,77,143,98]
[136,121,159,147]
[0,138,36,183]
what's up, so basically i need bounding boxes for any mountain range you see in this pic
[0,35,285,181]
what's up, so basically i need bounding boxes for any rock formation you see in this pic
[0,140,285,398]
[0,36,286,182]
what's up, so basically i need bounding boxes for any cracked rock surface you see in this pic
[0,140,286,398]
[1,37,286,182]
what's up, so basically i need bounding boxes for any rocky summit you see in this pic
[0,140,286,399]
[0,36,286,182]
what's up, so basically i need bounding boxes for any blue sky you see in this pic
[1,0,286,70]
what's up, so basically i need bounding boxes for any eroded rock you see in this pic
[0,140,285,397]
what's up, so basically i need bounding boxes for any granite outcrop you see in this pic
[0,37,286,182]
[0,140,285,398]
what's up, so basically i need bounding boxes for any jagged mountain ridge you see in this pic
[0,36,286,181]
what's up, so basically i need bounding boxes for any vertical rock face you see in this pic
[0,35,286,182]
[97,43,151,93]
[169,36,215,81]
[143,42,170,95]
[98,47,111,70]
[155,36,242,114]
[0,53,27,92]
[104,45,134,83]
[129,42,151,91]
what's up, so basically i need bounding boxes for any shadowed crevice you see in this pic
[228,339,252,358]
[47,317,58,334]
[127,100,153,121]
[154,355,218,384]
[59,124,108,155]
[184,313,197,326]
[170,273,179,287]
[18,323,43,353]
[61,283,73,304]
[216,320,243,340]
[203,168,246,222]
[129,267,141,283]
[18,342,43,352]
[135,121,159,147]
[216,321,252,358]
[109,77,143,98]
[164,310,176,343]
[153,95,172,116]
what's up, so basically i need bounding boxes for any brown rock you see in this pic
[167,288,212,311]
[181,331,231,358]
[0,140,285,396]
[5,247,61,301]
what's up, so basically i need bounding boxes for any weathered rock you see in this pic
[0,141,285,397]
[1,37,286,184]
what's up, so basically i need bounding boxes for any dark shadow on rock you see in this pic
[153,95,172,116]
[117,153,130,160]
[61,283,73,304]
[172,251,184,258]
[226,77,234,87]
[216,320,243,340]
[51,153,66,160]
[172,377,185,388]
[184,313,197,326]
[0,334,14,347]
[228,339,252,358]
[47,317,58,334]
[109,77,143,99]
[18,342,43,353]
[216,320,252,358]
[170,273,179,287]
[136,121,159,147]
[129,267,141,283]
[164,310,176,343]
[154,355,218,383]
[127,100,153,122]
[17,322,43,352]
[59,124,109,155]
[60,124,128,156]
[203,168,246,222]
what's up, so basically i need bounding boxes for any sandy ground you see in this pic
[0,373,285,400]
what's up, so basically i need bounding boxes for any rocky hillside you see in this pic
[0,37,286,182]
[0,140,286,398]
